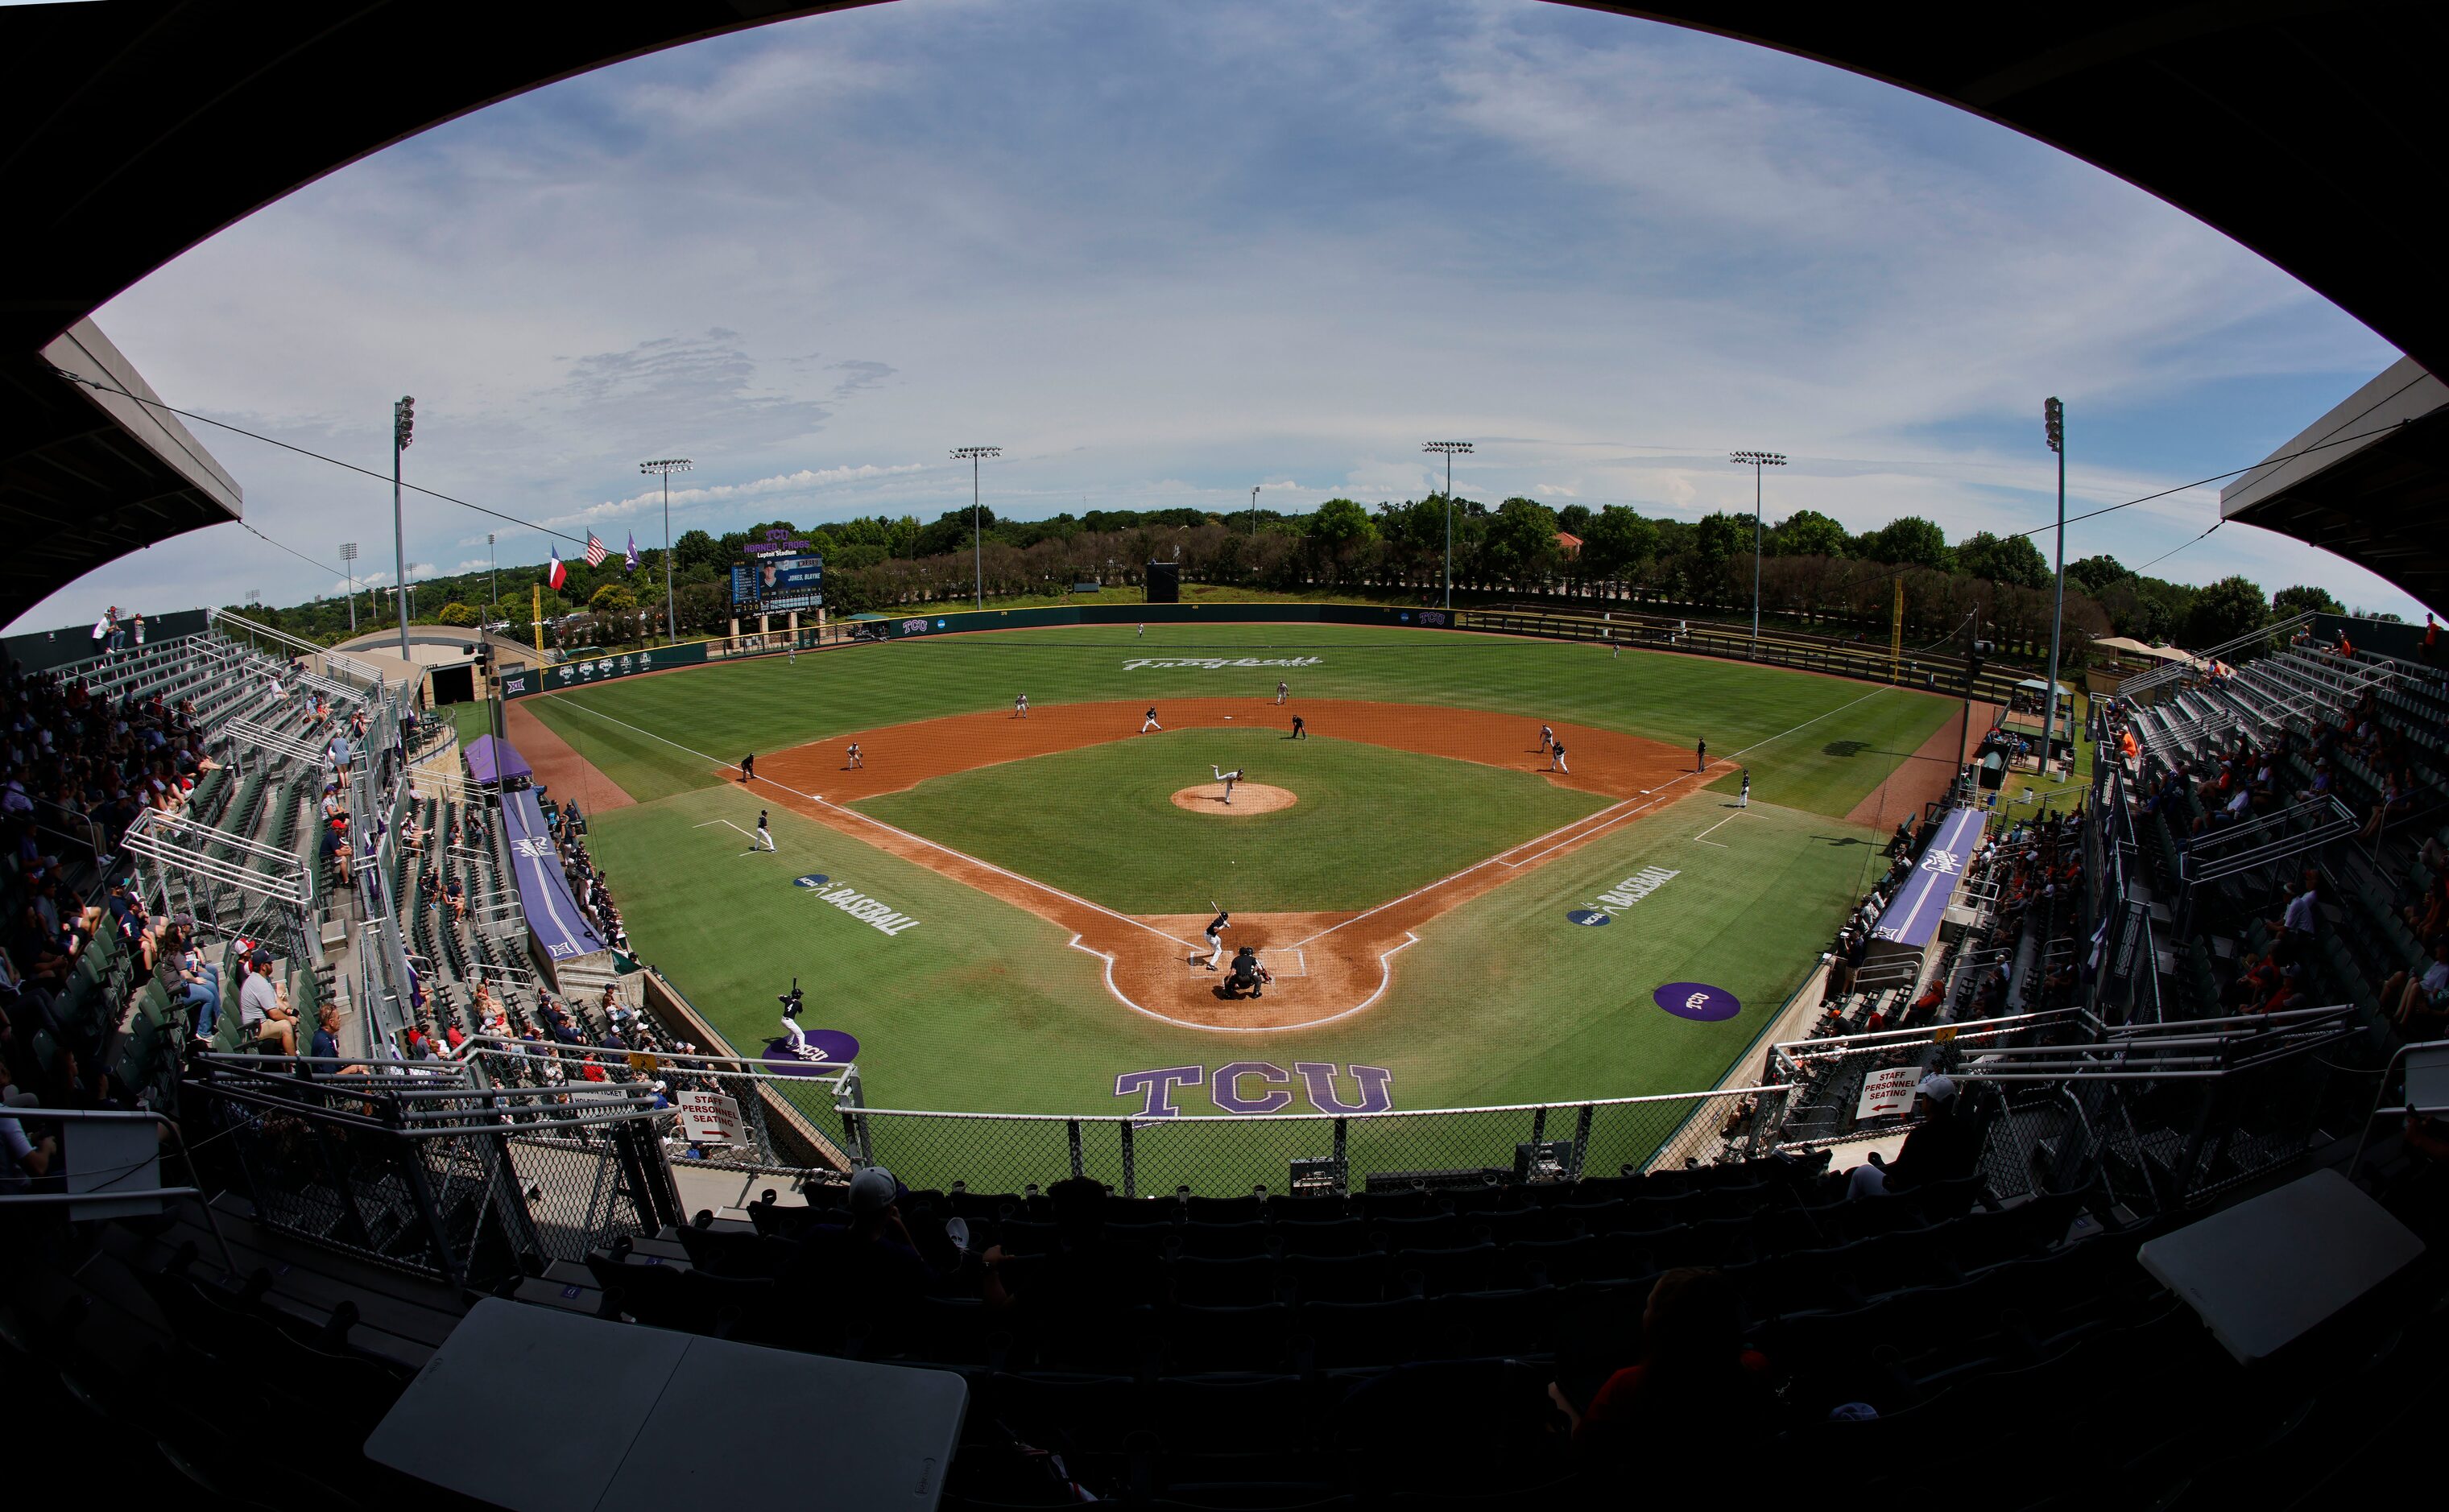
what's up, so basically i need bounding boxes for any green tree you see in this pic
[1955,531,2050,589]
[2066,554,2129,596]
[2272,584,2344,619]
[1769,509,1848,558]
[1579,506,1656,579]
[588,582,639,614]
[673,529,725,576]
[1554,503,1593,537]
[1306,498,1375,551]
[1483,497,1562,579]
[1857,516,1950,570]
[436,601,480,627]
[2182,575,2267,647]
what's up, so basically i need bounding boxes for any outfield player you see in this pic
[1198,910,1230,970]
[1211,765,1243,804]
[740,752,756,783]
[1276,680,1289,705]
[1290,714,1307,740]
[845,742,863,770]
[755,809,776,851]
[1141,705,1164,733]
[1014,692,1029,719]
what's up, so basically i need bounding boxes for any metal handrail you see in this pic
[2114,609,2318,697]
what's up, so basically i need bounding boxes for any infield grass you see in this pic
[851,729,1610,914]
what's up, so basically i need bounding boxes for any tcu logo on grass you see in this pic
[1115,1063,1393,1118]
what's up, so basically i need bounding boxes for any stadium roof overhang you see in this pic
[2220,358,2449,618]
[5,1,2444,620]
[1,320,241,626]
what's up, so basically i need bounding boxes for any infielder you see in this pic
[1198,909,1230,970]
[755,809,776,851]
[1276,680,1289,705]
[1539,724,1556,754]
[1549,741,1570,775]
[1739,770,1751,808]
[1141,705,1163,733]
[1211,765,1243,804]
[845,742,863,770]
[1014,692,1029,719]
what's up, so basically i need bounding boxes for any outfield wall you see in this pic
[498,597,2019,709]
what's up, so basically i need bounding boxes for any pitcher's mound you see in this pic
[1171,782,1297,815]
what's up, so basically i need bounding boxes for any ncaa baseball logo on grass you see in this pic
[795,877,920,936]
[1563,865,1678,926]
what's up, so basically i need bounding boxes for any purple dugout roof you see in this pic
[1872,806,1986,950]
[463,734,532,786]
[502,784,606,961]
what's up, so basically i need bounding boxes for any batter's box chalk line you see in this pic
[1259,948,1310,978]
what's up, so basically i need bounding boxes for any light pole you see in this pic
[338,542,358,632]
[639,459,692,643]
[1251,485,1260,534]
[1422,441,1473,609]
[486,532,498,621]
[1728,450,1785,646]
[2043,398,2067,774]
[392,396,414,660]
[952,446,1001,609]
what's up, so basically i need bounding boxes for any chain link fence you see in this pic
[843,1086,1788,1200]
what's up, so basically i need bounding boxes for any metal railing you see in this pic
[839,1084,1789,1200]
[184,1054,678,1283]
[2113,609,2317,699]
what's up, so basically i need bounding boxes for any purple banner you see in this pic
[502,786,608,960]
[463,733,532,786]
[1871,806,1985,949]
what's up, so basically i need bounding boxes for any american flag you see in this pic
[584,534,608,567]
[624,532,639,572]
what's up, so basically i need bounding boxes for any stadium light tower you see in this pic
[1727,450,1786,647]
[486,532,498,620]
[338,542,358,632]
[392,396,414,660]
[1251,485,1260,535]
[1422,441,1473,609]
[639,458,692,643]
[952,446,1001,609]
[2043,398,2068,772]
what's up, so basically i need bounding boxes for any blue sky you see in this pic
[24,0,2417,629]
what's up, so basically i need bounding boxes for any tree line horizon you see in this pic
[215,494,2385,660]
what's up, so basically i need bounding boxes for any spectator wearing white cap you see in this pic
[1846,1073,1981,1200]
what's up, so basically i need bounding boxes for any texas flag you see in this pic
[546,547,567,592]
[624,532,639,572]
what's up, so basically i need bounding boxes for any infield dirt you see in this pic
[729,698,1725,1031]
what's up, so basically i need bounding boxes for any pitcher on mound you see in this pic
[1211,765,1243,804]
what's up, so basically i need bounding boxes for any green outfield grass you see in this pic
[851,729,1610,914]
[539,619,1923,1147]
[523,622,1955,817]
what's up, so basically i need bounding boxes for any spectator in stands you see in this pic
[308,1006,342,1070]
[1547,1268,1773,1467]
[2380,941,2449,1037]
[1846,1074,1981,1200]
[168,923,218,1042]
[238,950,296,1054]
[2267,882,2319,964]
[0,1061,57,1194]
[444,874,465,922]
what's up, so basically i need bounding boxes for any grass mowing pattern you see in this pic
[521,623,1953,818]
[851,729,1610,914]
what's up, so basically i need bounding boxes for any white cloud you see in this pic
[13,0,2413,630]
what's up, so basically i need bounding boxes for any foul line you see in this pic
[546,694,1201,951]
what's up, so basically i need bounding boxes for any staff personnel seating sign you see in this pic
[679,1090,743,1146]
[1856,1066,1922,1122]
